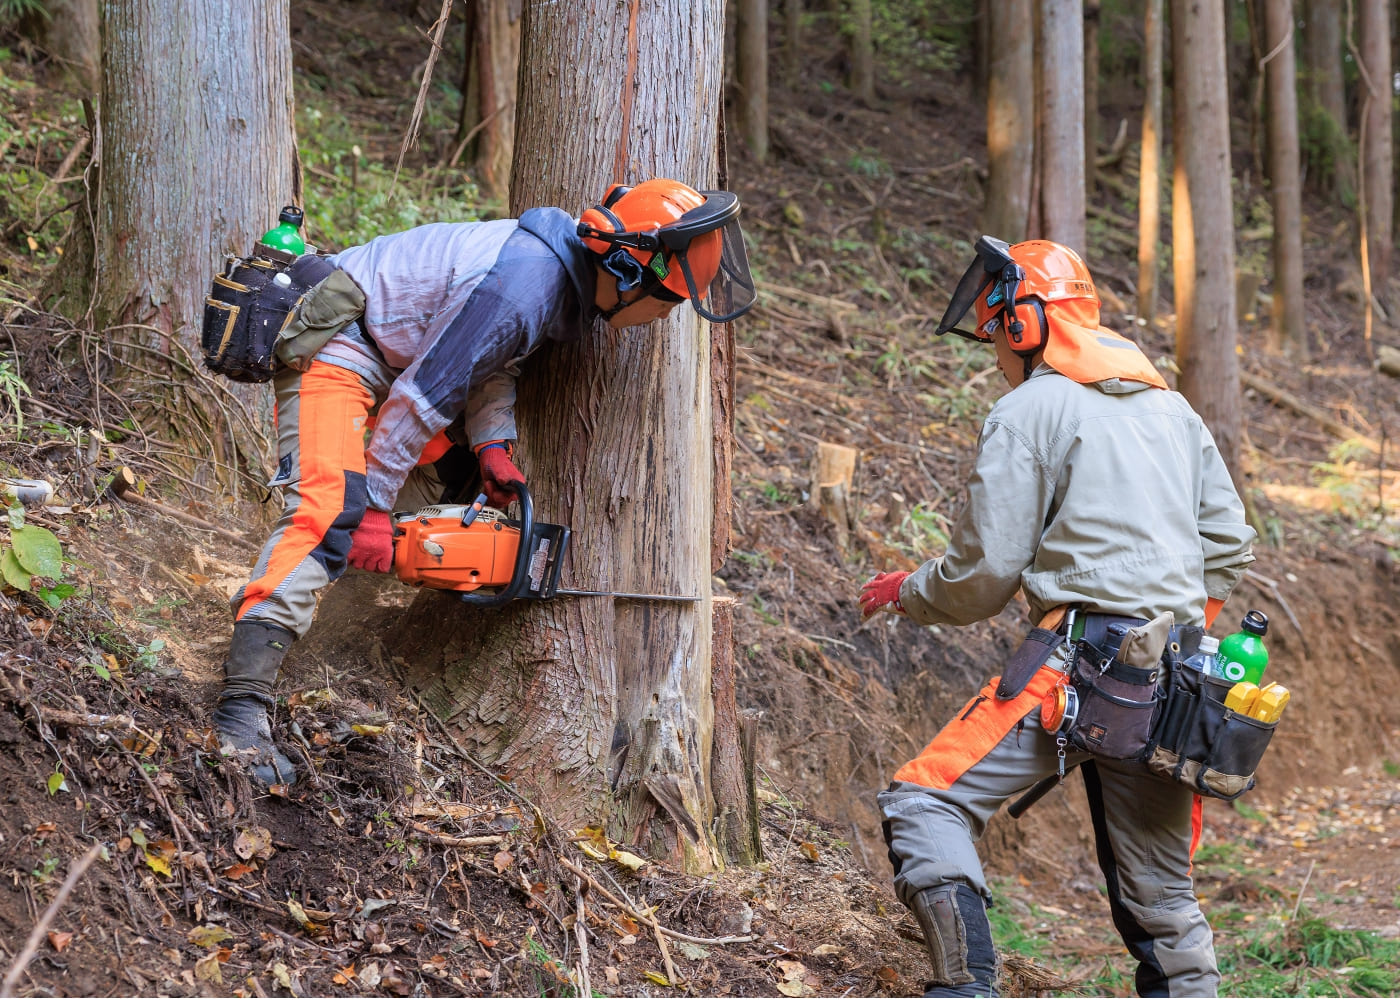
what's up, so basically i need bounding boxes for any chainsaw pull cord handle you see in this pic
[459,480,533,607]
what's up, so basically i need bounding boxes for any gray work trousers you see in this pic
[878,657,1220,998]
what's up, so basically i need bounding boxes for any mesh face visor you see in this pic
[660,191,757,323]
[934,235,1022,343]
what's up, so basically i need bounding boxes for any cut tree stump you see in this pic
[814,442,858,549]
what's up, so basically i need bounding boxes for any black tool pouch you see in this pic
[202,249,297,382]
[1146,664,1277,800]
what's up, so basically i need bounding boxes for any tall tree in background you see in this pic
[848,0,876,104]
[1136,0,1164,326]
[982,0,1034,241]
[1355,0,1393,305]
[456,0,520,204]
[400,0,737,871]
[1262,0,1306,357]
[33,0,99,94]
[49,0,297,485]
[1300,0,1352,201]
[1038,0,1086,251]
[1171,0,1243,482]
[783,0,802,88]
[1082,0,1100,193]
[735,0,769,163]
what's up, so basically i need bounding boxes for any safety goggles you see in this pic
[934,235,1025,343]
[578,191,757,323]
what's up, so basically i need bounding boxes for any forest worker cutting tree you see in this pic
[216,178,756,787]
[858,237,1255,997]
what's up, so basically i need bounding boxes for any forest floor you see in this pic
[2,2,1400,997]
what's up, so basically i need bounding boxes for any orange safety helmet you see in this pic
[577,178,756,323]
[936,236,1166,388]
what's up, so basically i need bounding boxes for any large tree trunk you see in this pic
[456,0,520,204]
[1038,0,1086,251]
[49,0,297,489]
[1262,0,1307,357]
[1301,0,1352,201]
[1356,0,1393,304]
[1171,0,1244,484]
[1136,0,1164,326]
[735,0,769,163]
[982,0,1034,241]
[400,0,728,872]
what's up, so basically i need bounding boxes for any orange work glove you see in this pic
[347,509,394,574]
[859,571,910,620]
[475,441,525,508]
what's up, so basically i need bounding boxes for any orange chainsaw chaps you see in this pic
[391,514,521,591]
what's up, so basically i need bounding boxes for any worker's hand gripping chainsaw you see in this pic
[390,482,696,606]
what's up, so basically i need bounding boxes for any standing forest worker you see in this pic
[858,237,1255,997]
[216,178,756,787]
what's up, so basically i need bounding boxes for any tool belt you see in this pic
[1000,609,1278,800]
[201,250,365,383]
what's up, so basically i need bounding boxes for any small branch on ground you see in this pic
[1,843,103,996]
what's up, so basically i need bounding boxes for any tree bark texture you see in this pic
[1082,0,1100,193]
[1038,0,1086,252]
[457,0,520,203]
[1356,0,1393,299]
[1136,0,1163,325]
[1171,0,1244,484]
[849,0,876,104]
[735,0,770,163]
[1301,0,1352,200]
[67,0,298,484]
[402,0,726,871]
[982,0,1034,242]
[1262,0,1307,357]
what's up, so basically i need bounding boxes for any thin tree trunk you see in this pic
[1263,0,1307,356]
[1356,0,1393,302]
[982,0,1034,241]
[1083,0,1101,193]
[849,0,875,104]
[735,0,769,163]
[1039,0,1086,251]
[784,0,802,89]
[51,0,296,488]
[457,0,519,204]
[1301,0,1353,201]
[402,0,727,872]
[1172,0,1244,485]
[1136,0,1164,326]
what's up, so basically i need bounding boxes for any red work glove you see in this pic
[347,508,394,573]
[475,441,525,509]
[859,571,910,620]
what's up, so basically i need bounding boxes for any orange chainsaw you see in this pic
[391,482,698,607]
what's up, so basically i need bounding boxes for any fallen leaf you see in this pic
[332,963,357,985]
[642,970,672,986]
[233,826,275,861]
[223,862,256,880]
[473,928,498,948]
[187,925,232,948]
[605,966,620,986]
[286,899,310,927]
[875,966,899,985]
[186,572,211,586]
[193,952,222,985]
[272,963,292,989]
[675,940,709,960]
[611,849,647,872]
[812,943,842,956]
[798,841,820,862]
[776,980,814,997]
[359,962,382,989]
[351,723,386,736]
[493,850,513,873]
[328,807,346,827]
[35,822,56,835]
[47,930,73,952]
[143,852,172,877]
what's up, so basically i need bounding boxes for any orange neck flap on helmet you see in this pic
[1039,297,1168,389]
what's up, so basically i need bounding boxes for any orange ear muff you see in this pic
[602,184,632,209]
[578,204,626,254]
[1006,298,1047,355]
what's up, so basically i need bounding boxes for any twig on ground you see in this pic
[572,881,591,1000]
[1,843,103,996]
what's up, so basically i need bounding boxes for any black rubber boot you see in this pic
[911,883,1000,998]
[213,620,297,787]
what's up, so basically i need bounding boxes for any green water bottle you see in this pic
[1214,610,1269,684]
[259,205,305,256]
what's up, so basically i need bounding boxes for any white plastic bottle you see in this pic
[1183,634,1220,675]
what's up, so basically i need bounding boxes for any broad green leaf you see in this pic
[46,771,67,795]
[11,525,62,578]
[0,548,31,591]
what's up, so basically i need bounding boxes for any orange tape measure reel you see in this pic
[1041,681,1079,734]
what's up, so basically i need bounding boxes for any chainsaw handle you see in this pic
[459,480,533,607]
